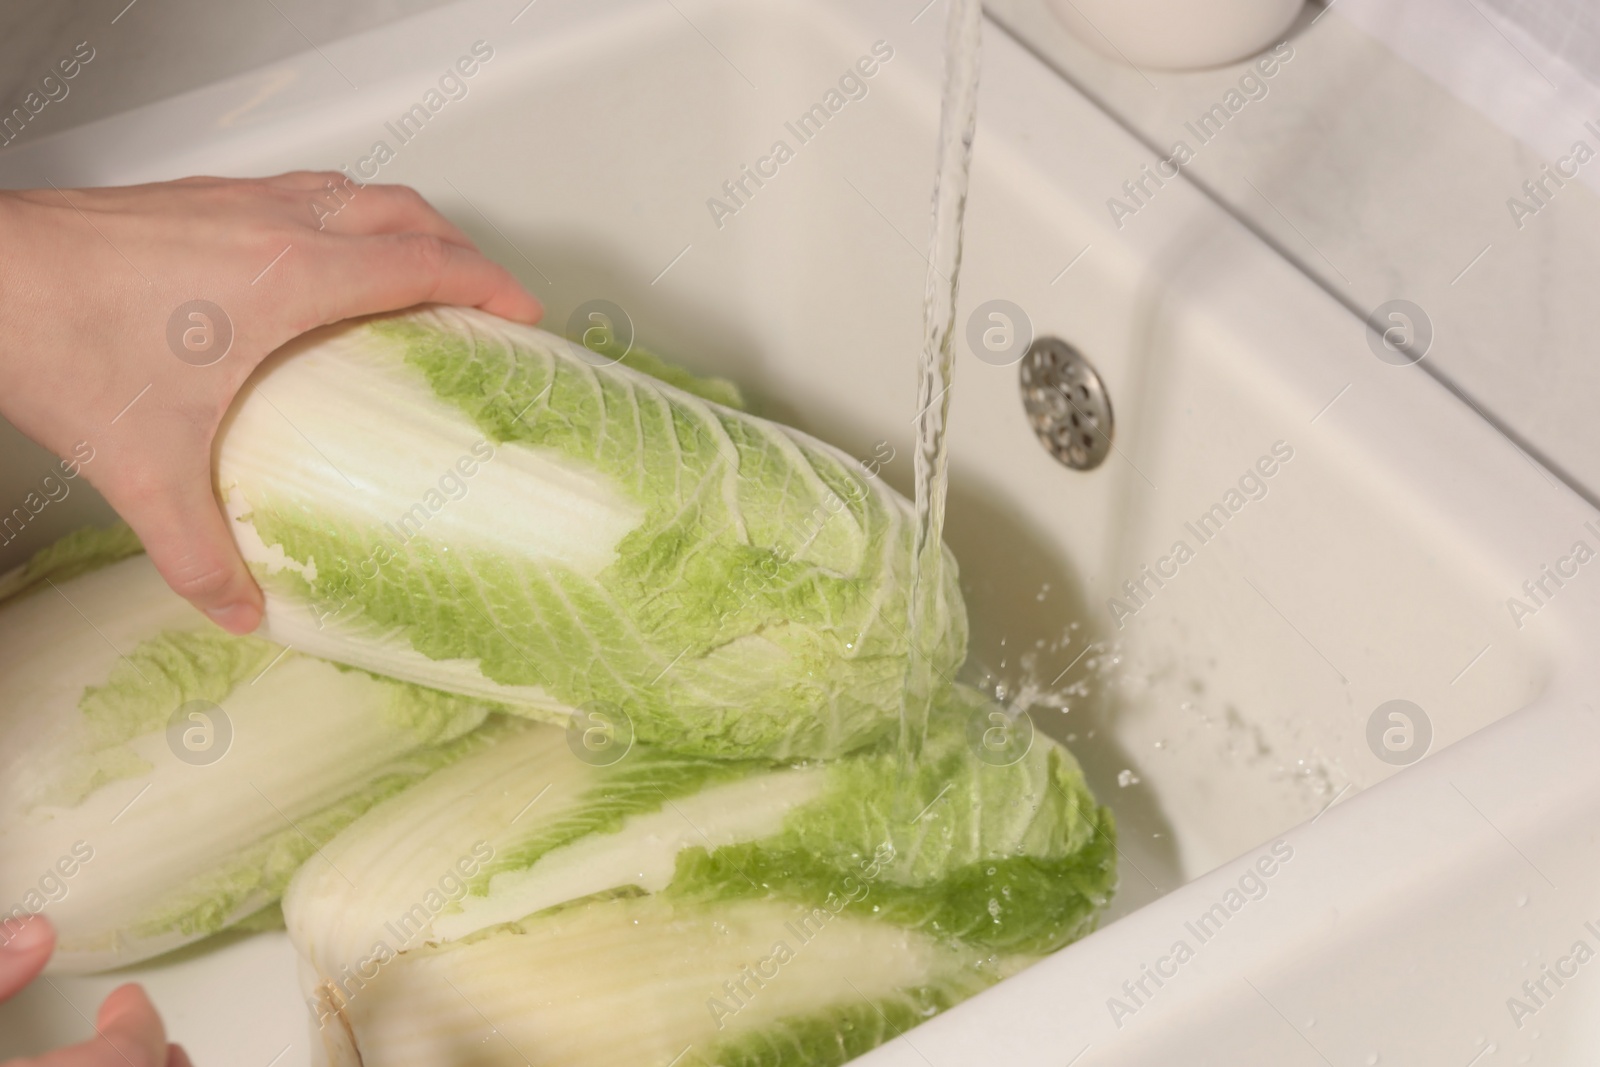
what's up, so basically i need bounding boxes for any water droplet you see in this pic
[1117,769,1140,787]
[987,898,1001,918]
[1517,894,1529,907]
[1365,1054,1379,1065]
[1153,739,1166,750]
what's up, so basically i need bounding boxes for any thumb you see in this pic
[0,913,55,1003]
[109,457,263,635]
[88,985,169,1067]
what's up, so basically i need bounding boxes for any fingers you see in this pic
[315,232,543,325]
[308,182,477,249]
[0,914,55,1003]
[171,173,542,325]
[107,455,263,635]
[261,174,542,323]
[18,985,173,1067]
[84,985,168,1067]
[262,170,346,191]
[266,172,475,248]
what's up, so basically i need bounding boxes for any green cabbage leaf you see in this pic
[0,526,509,973]
[216,307,966,760]
[284,685,1115,1066]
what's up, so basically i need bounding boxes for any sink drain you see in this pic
[1019,337,1113,471]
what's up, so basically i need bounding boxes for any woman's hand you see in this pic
[0,173,542,633]
[0,915,191,1066]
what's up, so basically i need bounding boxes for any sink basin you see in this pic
[2,0,1597,1063]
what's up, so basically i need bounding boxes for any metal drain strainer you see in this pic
[1019,337,1113,471]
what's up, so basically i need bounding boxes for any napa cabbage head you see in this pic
[0,525,511,973]
[216,306,967,760]
[284,684,1114,1067]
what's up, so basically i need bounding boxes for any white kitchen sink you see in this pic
[2,0,1598,1063]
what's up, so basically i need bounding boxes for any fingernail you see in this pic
[205,603,259,635]
[0,914,53,954]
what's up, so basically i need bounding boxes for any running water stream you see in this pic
[898,0,984,779]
